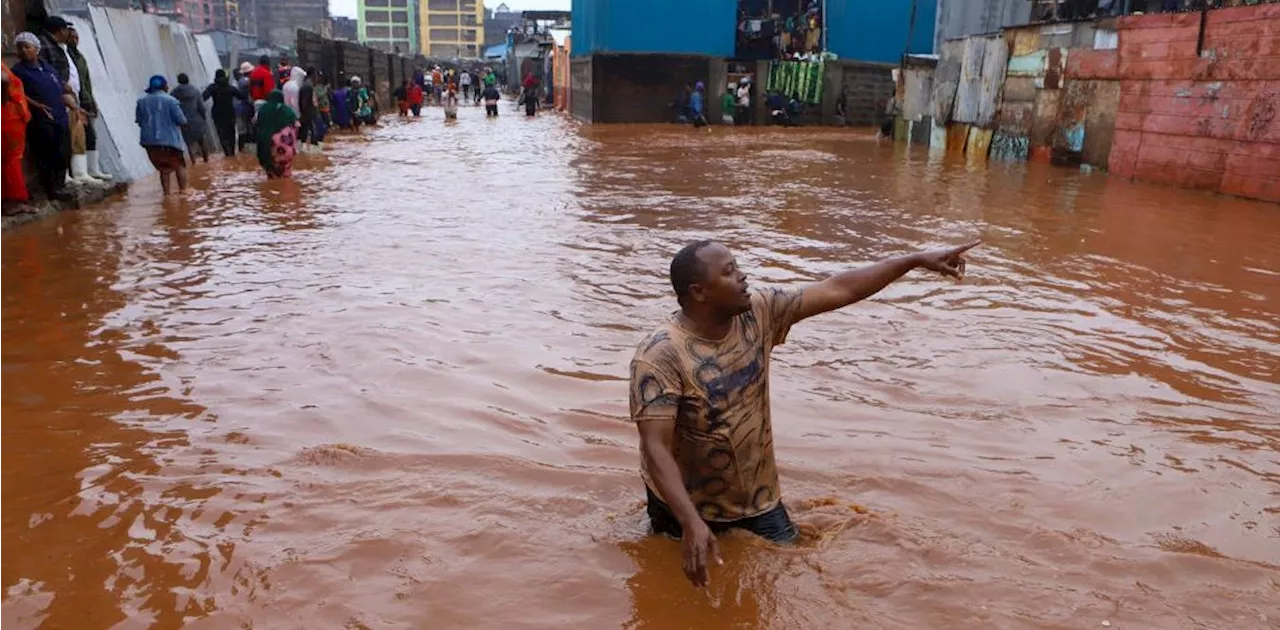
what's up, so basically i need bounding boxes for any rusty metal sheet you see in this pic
[947,123,971,153]
[1044,48,1065,90]
[953,37,987,125]
[976,37,1008,127]
[902,67,934,122]
[931,39,964,124]
[1010,27,1041,57]
[967,127,994,161]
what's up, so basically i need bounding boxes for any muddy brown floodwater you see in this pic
[4,105,1280,630]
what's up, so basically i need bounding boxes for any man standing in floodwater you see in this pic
[630,239,978,587]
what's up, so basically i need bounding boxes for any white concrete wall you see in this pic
[67,8,222,182]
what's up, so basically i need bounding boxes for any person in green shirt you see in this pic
[720,85,735,125]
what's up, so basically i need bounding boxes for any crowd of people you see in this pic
[3,16,112,215]
[390,65,507,122]
[2,15,541,209]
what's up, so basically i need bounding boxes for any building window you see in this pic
[367,25,391,38]
[366,10,389,22]
[392,26,410,38]
[391,10,408,23]
[429,28,459,42]
[461,14,477,25]
[461,29,476,42]
[427,0,458,10]
[428,13,457,25]
[366,0,389,5]
[389,0,407,5]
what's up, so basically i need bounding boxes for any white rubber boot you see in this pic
[86,150,111,180]
[71,154,94,182]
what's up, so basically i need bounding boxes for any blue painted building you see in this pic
[828,0,937,63]
[571,0,935,63]
[570,0,737,57]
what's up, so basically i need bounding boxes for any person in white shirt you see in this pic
[459,71,473,102]
[735,77,751,126]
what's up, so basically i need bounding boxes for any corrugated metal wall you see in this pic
[69,7,222,182]
[570,0,736,57]
[827,0,938,63]
[933,0,1031,52]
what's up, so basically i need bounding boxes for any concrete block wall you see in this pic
[839,62,895,126]
[583,54,713,123]
[371,50,391,107]
[1108,5,1280,202]
[570,58,594,121]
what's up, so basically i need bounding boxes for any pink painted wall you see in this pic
[1108,4,1280,203]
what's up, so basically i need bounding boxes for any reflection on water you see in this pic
[4,106,1279,629]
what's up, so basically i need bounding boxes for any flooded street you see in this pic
[4,104,1279,629]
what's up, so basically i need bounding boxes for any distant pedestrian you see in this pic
[459,70,473,101]
[249,55,275,107]
[282,66,305,116]
[671,83,691,123]
[350,76,375,126]
[520,86,538,117]
[276,54,293,87]
[171,73,208,163]
[2,64,34,208]
[720,85,735,125]
[11,31,71,201]
[431,66,444,104]
[203,68,245,156]
[394,80,409,116]
[314,72,332,129]
[135,75,188,195]
[309,70,328,149]
[735,77,751,125]
[443,83,459,120]
[254,90,297,179]
[482,84,500,117]
[332,77,352,129]
[690,81,707,127]
[407,80,424,117]
[293,68,319,152]
[236,62,254,149]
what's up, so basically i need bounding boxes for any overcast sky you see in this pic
[329,0,570,18]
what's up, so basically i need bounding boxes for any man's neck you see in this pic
[678,308,734,341]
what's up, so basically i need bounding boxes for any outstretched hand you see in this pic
[916,240,980,280]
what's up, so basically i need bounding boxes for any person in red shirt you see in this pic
[406,81,424,117]
[248,55,275,104]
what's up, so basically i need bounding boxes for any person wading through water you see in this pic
[254,89,298,179]
[203,68,245,156]
[171,73,208,163]
[135,74,188,195]
[630,239,980,587]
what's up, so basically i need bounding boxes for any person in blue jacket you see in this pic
[135,75,189,195]
[690,81,707,128]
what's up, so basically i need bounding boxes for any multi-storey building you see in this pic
[185,0,247,31]
[359,0,418,54]
[483,2,517,47]
[331,16,360,41]
[255,0,330,47]
[419,0,483,58]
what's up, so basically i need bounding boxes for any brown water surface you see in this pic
[4,108,1280,629]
